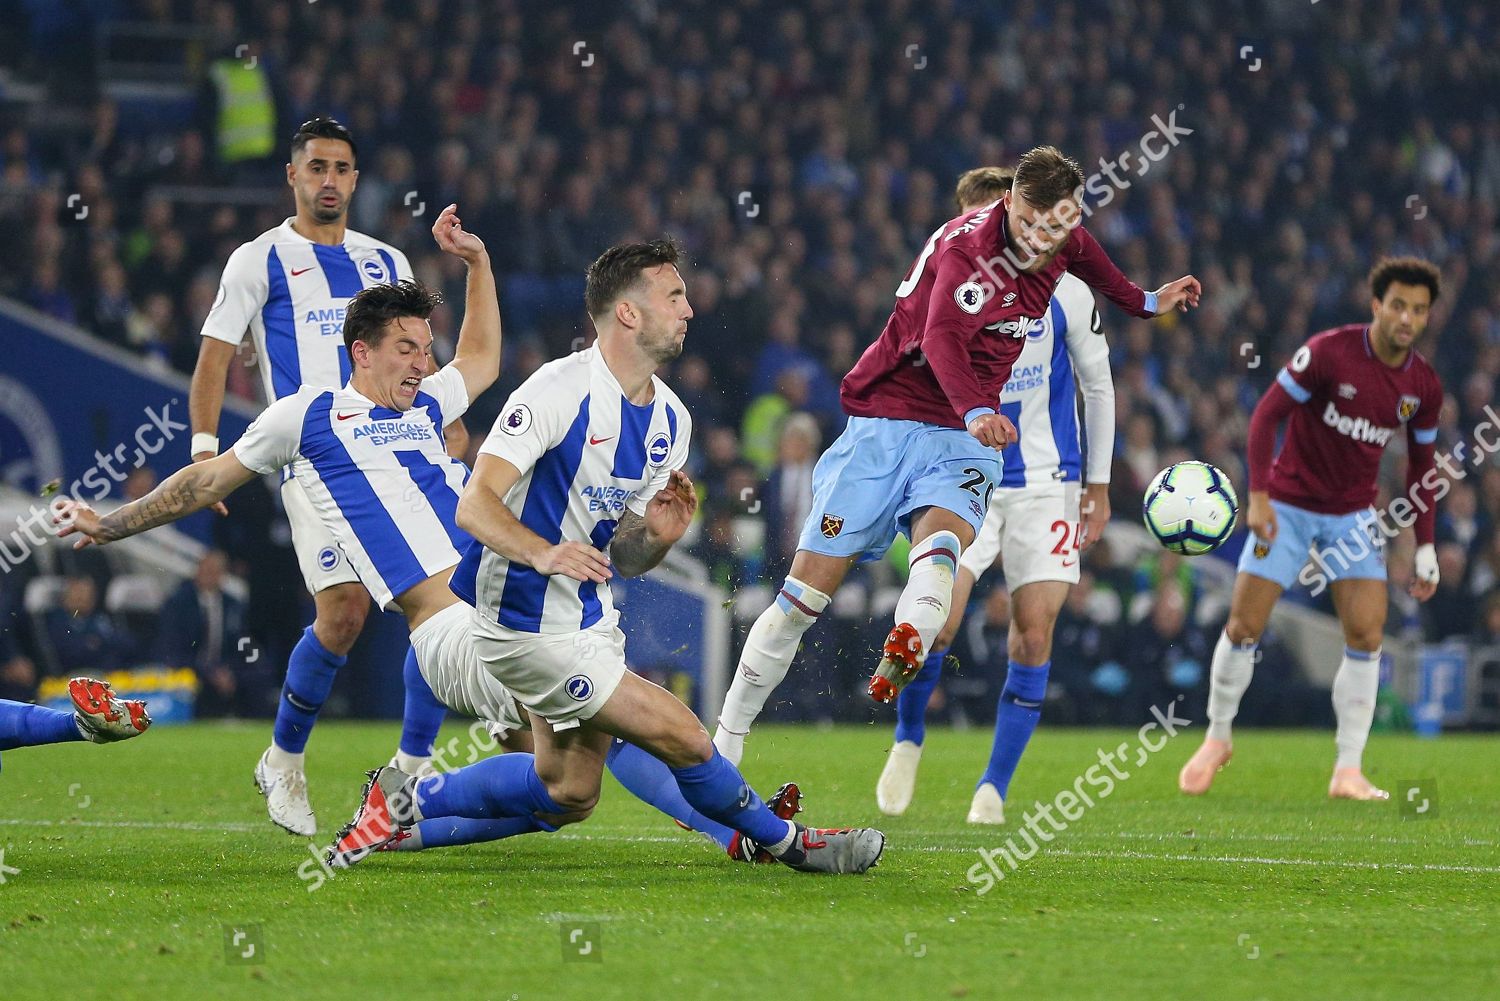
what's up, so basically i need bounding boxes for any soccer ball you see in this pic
[1142,461,1239,556]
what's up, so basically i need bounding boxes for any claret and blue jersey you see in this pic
[451,347,692,634]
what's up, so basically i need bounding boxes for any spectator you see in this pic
[1423,542,1475,641]
[759,412,820,579]
[43,576,134,675]
[153,550,251,717]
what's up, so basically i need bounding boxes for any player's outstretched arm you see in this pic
[54,452,258,548]
[611,469,698,577]
[432,203,502,404]
[457,454,611,583]
[1152,275,1202,313]
[187,338,238,516]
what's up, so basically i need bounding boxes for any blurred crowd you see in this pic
[2,0,1498,721]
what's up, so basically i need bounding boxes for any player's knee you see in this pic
[1344,627,1383,653]
[1224,614,1263,646]
[543,777,601,816]
[1010,622,1054,665]
[314,590,368,650]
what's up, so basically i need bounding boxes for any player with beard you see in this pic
[186,118,465,837]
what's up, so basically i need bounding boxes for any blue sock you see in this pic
[0,700,83,751]
[606,740,734,849]
[981,660,1049,799]
[398,647,446,758]
[273,626,346,754]
[894,646,948,745]
[407,815,548,849]
[413,752,561,820]
[670,749,789,847]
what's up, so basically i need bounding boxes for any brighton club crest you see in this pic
[820,514,844,539]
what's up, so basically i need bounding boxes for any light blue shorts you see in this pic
[1236,499,1386,589]
[795,416,1002,560]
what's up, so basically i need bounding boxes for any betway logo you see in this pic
[1322,402,1393,446]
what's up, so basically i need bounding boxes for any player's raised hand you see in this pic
[966,412,1017,451]
[52,499,106,550]
[432,203,486,262]
[1246,490,1277,544]
[1153,275,1201,313]
[1410,542,1439,602]
[1079,482,1111,551]
[535,540,612,583]
[644,469,698,545]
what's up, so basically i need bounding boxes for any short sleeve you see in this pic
[200,242,269,346]
[626,404,693,517]
[1410,370,1443,445]
[1276,337,1326,404]
[229,394,307,474]
[388,246,414,281]
[420,365,471,426]
[478,372,569,473]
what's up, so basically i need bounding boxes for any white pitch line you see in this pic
[901,828,1496,848]
[2,818,1497,874]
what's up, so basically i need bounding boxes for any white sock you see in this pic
[266,743,306,772]
[894,531,960,653]
[1332,646,1381,770]
[765,820,798,857]
[1205,631,1257,743]
[714,576,829,758]
[393,750,431,775]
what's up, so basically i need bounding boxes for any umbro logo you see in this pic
[1002,291,1017,305]
[1339,383,1357,399]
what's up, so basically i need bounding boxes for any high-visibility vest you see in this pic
[209,59,275,162]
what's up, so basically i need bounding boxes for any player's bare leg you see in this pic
[258,581,369,836]
[713,549,856,765]
[869,506,973,703]
[1326,578,1389,801]
[876,565,975,815]
[969,579,1068,824]
[1180,571,1282,795]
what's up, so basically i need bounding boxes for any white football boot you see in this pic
[966,782,1006,824]
[876,740,923,815]
[254,747,317,836]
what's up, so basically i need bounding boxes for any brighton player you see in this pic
[1179,258,1444,800]
[1,678,150,770]
[188,118,461,835]
[876,166,1115,824]
[57,219,802,867]
[713,146,1198,765]
[396,237,883,875]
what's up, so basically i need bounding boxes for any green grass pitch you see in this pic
[1,721,1495,1000]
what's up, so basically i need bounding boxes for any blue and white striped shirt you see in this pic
[451,347,692,634]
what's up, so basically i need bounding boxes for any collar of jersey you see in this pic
[1362,325,1413,371]
[337,384,418,422]
[590,346,657,410]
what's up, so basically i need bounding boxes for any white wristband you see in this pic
[191,433,220,457]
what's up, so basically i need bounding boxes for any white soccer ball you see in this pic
[1142,461,1239,556]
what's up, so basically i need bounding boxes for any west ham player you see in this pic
[410,238,882,875]
[876,166,1115,824]
[188,118,461,836]
[713,146,1198,765]
[1,678,150,769]
[1179,258,1445,801]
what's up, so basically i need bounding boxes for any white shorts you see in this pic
[958,482,1082,590]
[409,602,528,737]
[471,611,628,730]
[282,476,360,595]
